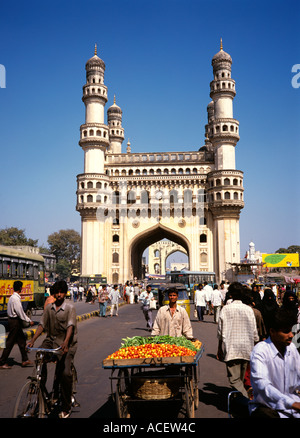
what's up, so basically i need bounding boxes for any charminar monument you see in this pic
[76,40,244,284]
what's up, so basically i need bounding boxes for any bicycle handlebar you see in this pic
[27,346,62,354]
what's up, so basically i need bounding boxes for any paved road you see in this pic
[0,301,231,419]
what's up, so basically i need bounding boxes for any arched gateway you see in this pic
[148,241,188,276]
[76,42,244,284]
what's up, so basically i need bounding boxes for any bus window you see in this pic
[26,263,33,279]
[11,262,18,278]
[33,265,39,281]
[39,264,45,285]
[3,261,9,278]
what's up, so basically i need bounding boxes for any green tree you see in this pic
[0,227,38,247]
[275,245,300,254]
[47,229,80,272]
[56,259,72,280]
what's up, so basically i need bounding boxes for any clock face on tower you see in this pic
[155,190,163,200]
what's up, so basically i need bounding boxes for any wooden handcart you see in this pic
[102,345,204,418]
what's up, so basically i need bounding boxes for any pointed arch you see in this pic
[129,223,191,279]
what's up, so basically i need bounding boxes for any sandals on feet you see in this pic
[59,410,71,418]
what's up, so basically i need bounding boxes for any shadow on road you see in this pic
[90,396,118,418]
[198,382,230,414]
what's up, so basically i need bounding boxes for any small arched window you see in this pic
[127,190,136,204]
[140,190,149,205]
[200,233,207,243]
[112,252,119,263]
[200,252,208,263]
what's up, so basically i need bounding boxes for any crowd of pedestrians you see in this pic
[63,281,148,319]
[193,280,300,418]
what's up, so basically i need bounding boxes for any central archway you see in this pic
[129,223,191,279]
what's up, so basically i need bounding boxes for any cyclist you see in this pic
[27,280,77,418]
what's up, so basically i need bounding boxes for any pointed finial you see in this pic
[127,138,131,153]
[220,38,223,51]
[114,95,116,104]
[94,43,97,56]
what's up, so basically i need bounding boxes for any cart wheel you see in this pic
[115,369,130,419]
[193,366,199,410]
[184,377,195,418]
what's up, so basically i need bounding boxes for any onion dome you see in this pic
[212,38,232,67]
[107,95,122,115]
[86,44,105,70]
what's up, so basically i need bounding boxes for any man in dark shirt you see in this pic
[28,280,77,418]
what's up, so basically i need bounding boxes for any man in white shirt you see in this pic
[203,282,214,315]
[109,284,122,317]
[217,282,259,397]
[139,284,155,330]
[152,287,193,338]
[194,284,208,321]
[210,284,224,324]
[0,281,34,369]
[249,307,300,417]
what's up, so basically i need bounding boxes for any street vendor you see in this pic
[151,287,193,338]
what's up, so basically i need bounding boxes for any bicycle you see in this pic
[12,346,79,418]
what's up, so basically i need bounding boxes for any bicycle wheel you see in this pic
[13,379,45,418]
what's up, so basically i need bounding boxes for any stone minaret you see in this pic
[79,44,109,174]
[77,45,110,276]
[207,40,244,282]
[107,96,125,154]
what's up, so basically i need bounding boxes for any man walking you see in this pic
[98,284,109,317]
[194,284,207,322]
[217,282,259,397]
[0,281,34,369]
[109,284,122,317]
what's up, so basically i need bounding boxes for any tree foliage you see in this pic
[47,229,80,265]
[275,245,300,254]
[0,227,38,247]
[56,259,72,280]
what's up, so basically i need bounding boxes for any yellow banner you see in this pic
[262,253,299,268]
[0,280,34,303]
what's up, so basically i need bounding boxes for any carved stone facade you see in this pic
[76,42,244,284]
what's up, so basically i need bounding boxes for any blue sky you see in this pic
[0,0,299,259]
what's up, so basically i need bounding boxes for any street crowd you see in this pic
[1,277,300,419]
[193,280,300,418]
[66,281,148,316]
[66,278,300,418]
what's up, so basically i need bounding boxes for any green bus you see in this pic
[0,245,45,318]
